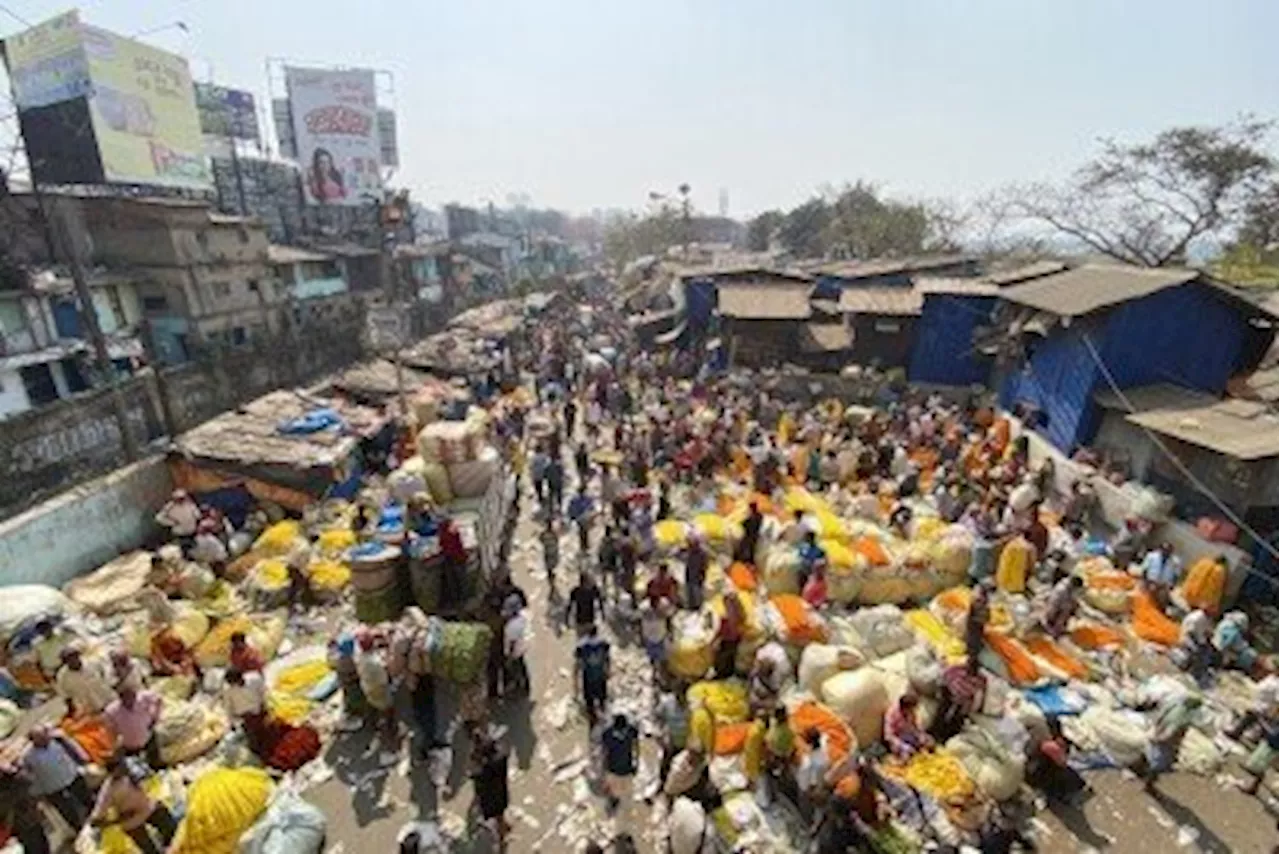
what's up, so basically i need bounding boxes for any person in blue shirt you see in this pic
[601,713,639,822]
[1140,543,1183,610]
[574,623,611,728]
[797,530,827,591]
[568,488,595,554]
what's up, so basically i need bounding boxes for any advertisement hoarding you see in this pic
[377,108,398,167]
[82,24,209,187]
[285,66,381,206]
[4,10,90,109]
[3,12,210,189]
[194,83,260,140]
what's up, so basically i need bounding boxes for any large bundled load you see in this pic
[239,791,328,854]
[669,611,719,680]
[654,520,691,555]
[841,605,915,660]
[400,454,453,506]
[1079,557,1135,614]
[170,767,273,854]
[693,513,743,555]
[820,540,867,604]
[1062,705,1148,768]
[253,522,307,558]
[881,750,976,805]
[798,644,864,694]
[422,619,493,683]
[124,604,211,658]
[64,552,153,615]
[820,668,891,746]
[0,585,71,650]
[930,525,975,584]
[946,723,1026,802]
[447,444,502,500]
[194,614,286,668]
[417,419,484,464]
[155,698,229,766]
[688,679,750,724]
[762,547,802,595]
[764,594,828,646]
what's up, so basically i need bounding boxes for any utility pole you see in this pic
[48,195,141,462]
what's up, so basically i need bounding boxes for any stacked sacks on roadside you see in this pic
[946,719,1026,802]
[1079,556,1135,614]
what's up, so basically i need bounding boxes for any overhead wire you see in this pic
[1080,330,1280,572]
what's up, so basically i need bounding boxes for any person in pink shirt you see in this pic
[103,687,163,770]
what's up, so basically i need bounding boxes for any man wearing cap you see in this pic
[56,647,116,718]
[154,490,200,548]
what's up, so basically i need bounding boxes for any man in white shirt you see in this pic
[795,729,830,827]
[56,648,116,717]
[503,598,530,696]
[155,490,201,539]
[222,668,267,755]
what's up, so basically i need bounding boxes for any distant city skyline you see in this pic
[0,0,1275,217]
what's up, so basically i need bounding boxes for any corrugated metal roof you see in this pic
[1095,383,1279,460]
[799,322,853,352]
[986,260,1069,286]
[1000,264,1200,317]
[916,277,1001,297]
[268,245,332,264]
[718,283,813,319]
[812,254,978,280]
[837,287,923,316]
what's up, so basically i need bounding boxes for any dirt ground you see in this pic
[308,485,1280,854]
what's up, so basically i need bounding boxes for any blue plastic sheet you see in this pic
[1024,685,1087,716]
[277,408,342,435]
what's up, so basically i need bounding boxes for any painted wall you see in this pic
[909,294,996,386]
[0,455,172,588]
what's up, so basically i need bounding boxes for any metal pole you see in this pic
[48,196,141,462]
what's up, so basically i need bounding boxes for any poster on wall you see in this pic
[285,66,382,206]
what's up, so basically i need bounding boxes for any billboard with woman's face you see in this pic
[285,66,382,206]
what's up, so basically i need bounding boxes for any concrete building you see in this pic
[0,269,143,419]
[269,245,349,301]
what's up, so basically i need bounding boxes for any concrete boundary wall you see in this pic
[0,455,173,588]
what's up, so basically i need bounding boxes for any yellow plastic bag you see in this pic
[274,659,332,696]
[690,704,715,752]
[171,767,273,854]
[687,680,750,724]
[812,511,849,542]
[194,614,286,668]
[996,537,1033,594]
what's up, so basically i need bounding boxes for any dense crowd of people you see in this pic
[0,290,1274,854]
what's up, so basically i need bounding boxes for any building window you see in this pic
[230,326,248,346]
[106,286,128,328]
[142,295,169,313]
[299,260,341,281]
[19,363,59,405]
[60,357,89,392]
[873,319,901,333]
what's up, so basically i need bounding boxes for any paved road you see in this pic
[310,485,1279,853]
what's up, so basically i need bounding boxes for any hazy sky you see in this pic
[2,0,1277,216]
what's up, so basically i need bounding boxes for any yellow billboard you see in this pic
[80,23,209,188]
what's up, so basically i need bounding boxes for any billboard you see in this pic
[194,83,259,140]
[285,66,381,206]
[3,12,209,189]
[4,10,90,109]
[377,108,398,167]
